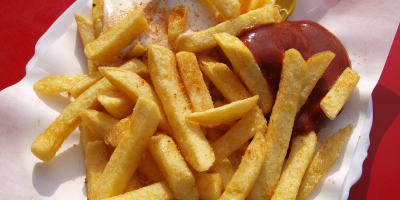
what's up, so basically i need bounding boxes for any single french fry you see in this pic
[297,124,354,200]
[92,0,104,38]
[186,95,259,127]
[137,150,165,184]
[175,6,280,53]
[148,44,215,172]
[96,97,161,199]
[124,173,141,193]
[211,106,266,164]
[213,32,273,114]
[176,52,213,112]
[85,10,149,62]
[206,128,225,142]
[297,51,335,112]
[119,58,150,79]
[271,131,317,200]
[249,49,307,200]
[321,68,360,120]
[228,149,245,169]
[80,125,109,200]
[33,74,86,94]
[104,181,175,200]
[219,132,267,200]
[168,5,188,44]
[104,115,130,147]
[209,0,240,19]
[239,0,251,14]
[198,0,226,22]
[209,158,236,189]
[197,173,223,200]
[97,91,135,119]
[99,67,171,134]
[149,134,199,200]
[126,44,148,59]
[71,72,103,98]
[81,109,119,139]
[247,0,275,12]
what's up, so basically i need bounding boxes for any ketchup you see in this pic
[239,21,351,135]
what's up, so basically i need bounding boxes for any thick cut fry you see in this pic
[99,67,171,133]
[176,52,213,112]
[228,149,245,169]
[249,49,307,200]
[33,74,86,94]
[81,109,119,139]
[80,125,109,200]
[104,115,130,147]
[210,0,240,19]
[92,0,104,38]
[209,158,236,189]
[199,0,226,22]
[247,0,275,12]
[119,58,150,79]
[321,68,360,120]
[211,106,266,164]
[138,150,165,183]
[71,72,103,98]
[297,124,354,200]
[85,10,149,62]
[148,44,215,172]
[96,97,161,199]
[149,134,199,200]
[104,181,175,200]
[168,5,188,44]
[297,51,335,111]
[175,6,280,53]
[219,132,267,200]
[126,44,148,59]
[271,131,317,200]
[238,0,251,14]
[124,173,141,193]
[197,173,223,200]
[214,33,273,114]
[97,91,135,119]
[186,95,259,127]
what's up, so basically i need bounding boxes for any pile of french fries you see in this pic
[31,0,361,199]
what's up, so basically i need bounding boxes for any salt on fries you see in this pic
[31,1,361,200]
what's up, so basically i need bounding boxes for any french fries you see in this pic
[70,72,103,98]
[74,13,98,73]
[33,74,86,94]
[81,109,119,138]
[168,5,188,44]
[209,158,236,189]
[126,44,148,59]
[104,181,175,200]
[97,91,135,119]
[92,0,104,38]
[197,173,223,200]
[209,0,241,19]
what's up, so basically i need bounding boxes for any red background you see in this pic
[1,0,399,199]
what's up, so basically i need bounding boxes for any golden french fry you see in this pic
[209,0,240,19]
[271,131,317,200]
[81,109,119,139]
[149,134,199,200]
[209,158,236,189]
[176,52,213,112]
[97,91,135,119]
[238,0,251,14]
[85,10,149,62]
[175,6,280,53]
[137,150,165,183]
[186,95,259,127]
[197,173,223,200]
[118,58,150,79]
[321,68,360,120]
[168,5,188,44]
[249,49,307,200]
[219,132,267,200]
[206,128,225,142]
[33,74,86,94]
[148,44,215,172]
[71,72,103,98]
[126,44,148,59]
[96,97,161,199]
[104,181,175,200]
[213,32,273,114]
[297,51,335,112]
[104,115,130,147]
[99,67,171,134]
[199,0,226,22]
[228,149,245,169]
[297,124,353,200]
[92,0,104,38]
[247,0,275,12]
[124,173,141,193]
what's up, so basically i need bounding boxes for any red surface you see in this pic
[0,0,399,199]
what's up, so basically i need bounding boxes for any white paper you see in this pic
[0,0,399,199]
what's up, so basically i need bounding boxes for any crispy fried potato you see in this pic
[81,109,119,139]
[198,0,226,22]
[228,149,245,169]
[137,150,165,184]
[206,128,225,142]
[126,44,148,59]
[209,158,236,189]
[175,6,280,53]
[186,95,258,127]
[247,0,275,12]
[238,0,251,14]
[33,74,86,94]
[271,131,317,200]
[297,124,354,200]
[149,134,199,200]
[124,173,141,193]
[209,0,240,19]
[97,91,135,119]
[71,72,103,98]
[249,49,307,200]
[148,44,215,172]
[92,0,104,38]
[321,68,360,120]
[168,5,188,44]
[197,173,223,200]
[104,181,175,200]
[74,13,98,73]
[85,10,149,62]
[104,115,130,147]
[219,132,267,200]
[96,97,161,199]
[118,58,150,79]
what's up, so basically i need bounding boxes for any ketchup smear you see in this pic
[239,21,351,135]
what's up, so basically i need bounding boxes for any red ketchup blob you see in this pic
[239,21,351,135]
